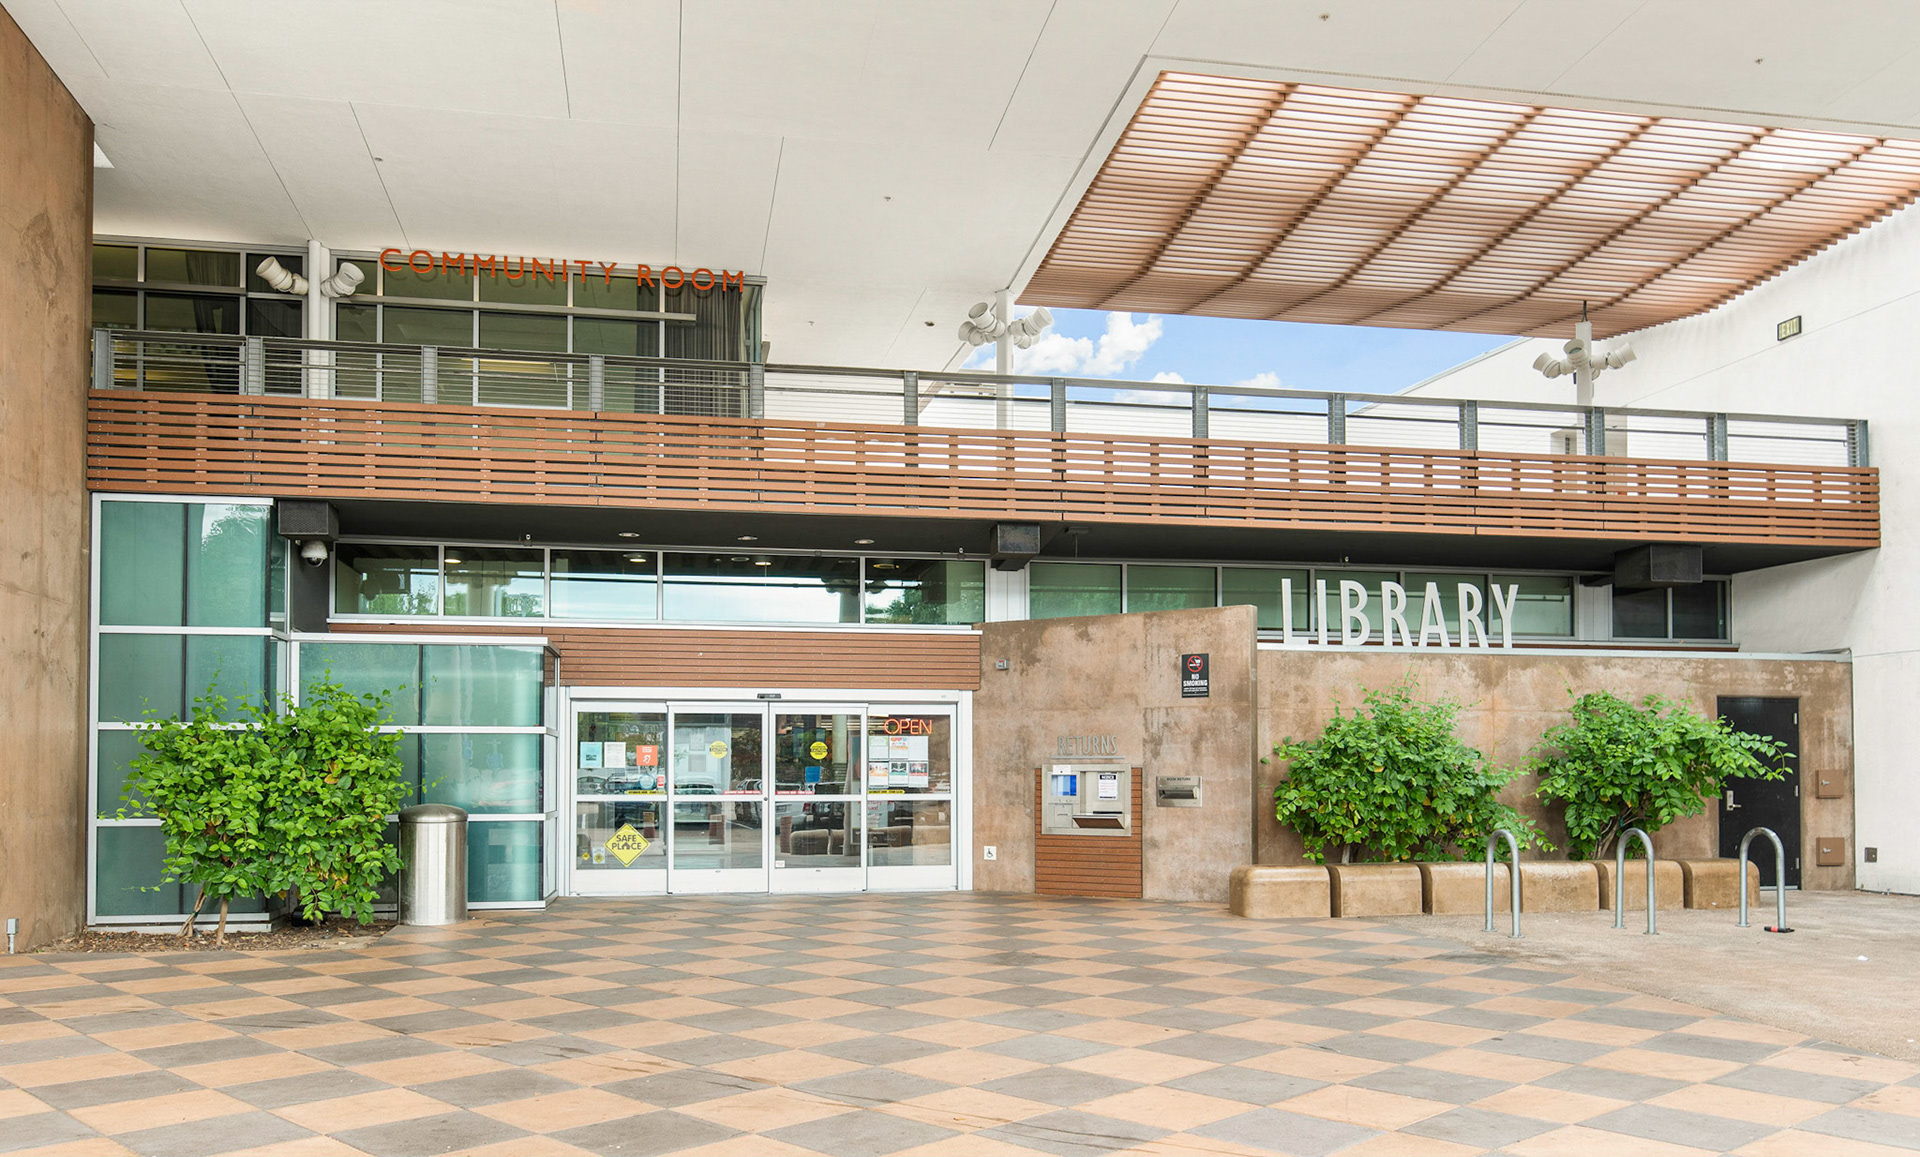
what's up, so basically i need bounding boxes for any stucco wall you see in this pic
[1255,649,1854,890]
[972,606,1258,902]
[0,7,92,948]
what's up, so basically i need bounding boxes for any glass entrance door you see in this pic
[770,709,865,893]
[571,703,668,895]
[667,707,767,893]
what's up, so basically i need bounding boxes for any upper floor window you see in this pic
[1613,581,1729,641]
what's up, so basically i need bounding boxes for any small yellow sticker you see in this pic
[707,740,728,759]
[808,740,829,760]
[605,824,650,866]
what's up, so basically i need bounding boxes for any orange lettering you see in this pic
[720,270,744,292]
[407,249,434,274]
[440,253,468,276]
[635,264,655,288]
[474,254,497,277]
[597,261,616,286]
[504,257,525,281]
[379,248,404,273]
[690,267,715,291]
[662,265,685,289]
[531,257,556,283]
[575,259,594,282]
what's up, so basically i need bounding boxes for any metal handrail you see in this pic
[1484,829,1521,938]
[1613,828,1658,935]
[87,327,1872,466]
[1738,827,1794,932]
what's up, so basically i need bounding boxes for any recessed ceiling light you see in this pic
[617,531,640,538]
[626,554,648,563]
[444,555,463,565]
[854,538,875,545]
[737,535,759,542]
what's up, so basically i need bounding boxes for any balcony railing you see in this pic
[90,328,1868,468]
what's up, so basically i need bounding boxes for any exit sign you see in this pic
[1777,315,1802,341]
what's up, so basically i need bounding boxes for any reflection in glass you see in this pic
[1126,565,1215,613]
[479,265,568,306]
[577,711,667,797]
[862,715,950,795]
[773,713,857,795]
[863,559,985,625]
[443,547,544,617]
[1404,573,1487,637]
[663,554,860,623]
[468,821,542,902]
[93,290,138,330]
[1319,570,1396,636]
[1613,587,1669,639]
[186,503,270,627]
[101,501,186,626]
[144,294,241,334]
[576,800,666,871]
[673,802,763,870]
[383,305,472,346]
[1494,575,1575,637]
[93,244,138,279]
[551,550,657,619]
[1672,581,1728,640]
[419,733,542,813]
[866,800,952,867]
[1221,568,1310,632]
[577,274,642,312]
[144,248,240,286]
[335,544,439,615]
[1029,562,1121,619]
[671,713,762,794]
[777,802,859,868]
[383,259,474,302]
[300,642,420,725]
[421,645,543,728]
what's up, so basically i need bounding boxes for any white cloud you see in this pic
[1234,371,1282,390]
[1151,371,1187,384]
[965,311,1165,378]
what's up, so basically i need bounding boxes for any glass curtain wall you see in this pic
[91,241,307,393]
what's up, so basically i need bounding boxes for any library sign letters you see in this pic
[1283,580,1527,649]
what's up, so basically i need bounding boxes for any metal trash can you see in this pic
[398,804,468,926]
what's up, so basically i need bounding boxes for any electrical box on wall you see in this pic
[1815,838,1847,867]
[1040,762,1130,836]
[1815,771,1845,799]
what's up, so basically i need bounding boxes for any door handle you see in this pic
[1725,790,1741,809]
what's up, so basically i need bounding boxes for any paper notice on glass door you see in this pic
[578,742,603,769]
[907,762,929,788]
[603,742,627,769]
[868,736,890,761]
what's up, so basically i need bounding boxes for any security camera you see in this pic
[318,262,365,298]
[298,540,330,567]
[255,256,308,296]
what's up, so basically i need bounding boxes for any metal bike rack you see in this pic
[1612,827,1658,935]
[1484,828,1521,938]
[1738,827,1794,933]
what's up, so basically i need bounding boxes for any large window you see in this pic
[863,559,985,625]
[1614,581,1729,641]
[1030,562,1122,619]
[663,554,861,623]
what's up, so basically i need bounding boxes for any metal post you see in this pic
[91,327,113,390]
[1707,413,1729,460]
[902,371,919,426]
[1585,407,1608,456]
[747,363,765,419]
[1849,420,1871,468]
[420,346,439,405]
[1327,393,1347,444]
[1737,826,1792,932]
[243,337,266,395]
[1484,829,1521,938]
[1050,378,1067,433]
[1613,828,1657,935]
[1459,400,1478,451]
[587,354,605,411]
[1192,383,1209,439]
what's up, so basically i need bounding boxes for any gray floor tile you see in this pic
[1711,1063,1887,1105]
[304,1035,450,1066]
[1403,1106,1556,1147]
[129,1035,283,1069]
[0,1111,102,1154]
[979,1033,1115,1064]
[118,1110,315,1157]
[637,1032,783,1066]
[412,1068,579,1108]
[1637,1031,1784,1063]
[227,1067,390,1108]
[795,1067,954,1105]
[1167,1065,1328,1105]
[976,1008,1100,1033]
[1799,1105,1920,1150]
[1474,1033,1612,1064]
[336,1110,530,1156]
[1140,1032,1278,1063]
[365,1008,500,1035]
[1312,1031,1449,1064]
[978,1066,1141,1108]
[808,1032,948,1065]
[1188,1107,1379,1156]
[32,1069,201,1110]
[765,1107,952,1156]
[977,1109,1167,1157]
[599,1068,761,1108]
[1583,1102,1775,1150]
[552,1109,737,1156]
[1534,1064,1688,1102]
[1349,1065,1512,1104]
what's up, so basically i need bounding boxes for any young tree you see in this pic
[1532,691,1788,859]
[1270,681,1543,864]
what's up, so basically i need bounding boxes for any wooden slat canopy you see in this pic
[86,392,1878,551]
[1025,73,1920,337]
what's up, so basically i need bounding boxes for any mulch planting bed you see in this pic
[39,917,394,953]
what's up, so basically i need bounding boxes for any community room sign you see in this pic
[1276,580,1529,649]
[378,248,748,292]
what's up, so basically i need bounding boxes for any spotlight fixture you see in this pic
[737,535,759,542]
[625,554,648,563]
[617,531,640,538]
[854,538,875,545]
[317,261,366,298]
[958,290,1056,372]
[1532,304,1635,405]
[752,555,773,567]
[255,256,307,296]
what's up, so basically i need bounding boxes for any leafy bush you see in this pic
[1270,681,1542,864]
[1531,691,1787,860]
[124,679,407,942]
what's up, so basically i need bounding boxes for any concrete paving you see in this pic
[1393,888,1920,1063]
[3,893,1919,1156]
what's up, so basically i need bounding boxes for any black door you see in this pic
[1716,697,1800,887]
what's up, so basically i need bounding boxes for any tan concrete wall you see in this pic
[1255,649,1853,890]
[973,606,1258,902]
[0,8,92,947]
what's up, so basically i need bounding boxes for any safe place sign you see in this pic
[606,824,650,866]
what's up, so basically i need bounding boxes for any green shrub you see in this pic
[1270,681,1542,864]
[1531,691,1787,860]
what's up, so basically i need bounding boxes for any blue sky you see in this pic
[966,308,1515,395]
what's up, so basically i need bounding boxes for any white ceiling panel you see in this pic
[849,2,1051,151]
[54,0,225,88]
[183,0,569,118]
[1150,1,1527,81]
[233,94,401,247]
[672,130,783,273]
[762,275,927,366]
[677,0,880,140]
[988,0,1175,158]
[351,103,678,261]
[554,0,679,127]
[1,0,107,86]
[1444,0,1649,93]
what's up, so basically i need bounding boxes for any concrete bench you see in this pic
[1677,858,1763,909]
[1422,862,1508,914]
[1328,863,1423,917]
[1518,861,1600,912]
[1229,866,1331,919]
[1594,860,1685,911]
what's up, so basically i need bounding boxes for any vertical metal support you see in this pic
[91,327,113,390]
[902,371,919,426]
[747,363,765,419]
[1327,393,1347,444]
[1459,400,1478,452]
[420,346,439,406]
[1613,827,1657,935]
[1738,827,1791,932]
[1585,407,1608,456]
[587,355,606,412]
[1050,378,1067,433]
[1707,413,1729,460]
[243,337,266,395]
[1849,420,1871,468]
[1191,383,1209,439]
[1484,829,1521,938]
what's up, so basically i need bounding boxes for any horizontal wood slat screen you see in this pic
[88,392,1878,549]
[1035,768,1144,899]
[331,622,981,690]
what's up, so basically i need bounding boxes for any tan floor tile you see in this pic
[1053,1019,1190,1048]
[1,1051,154,1088]
[1279,1084,1453,1130]
[1042,996,1165,1019]
[1503,1124,1717,1157]
[1297,975,1405,997]
[91,1020,235,1052]
[1518,1018,1656,1047]
[1471,996,1595,1019]
[1060,1047,1219,1084]
[0,974,94,995]
[897,1087,1057,1128]
[1585,1048,1746,1083]
[414,1021,554,1048]
[0,1021,78,1046]
[1649,1081,1830,1127]
[1679,1018,1805,1048]
[609,995,741,1020]
[474,1087,650,1131]
[887,1047,1045,1084]
[212,1138,371,1156]
[254,1022,389,1051]
[8,1142,141,1157]
[109,974,229,996]
[273,1087,454,1132]
[181,995,308,1021]
[1332,997,1453,1019]
[30,996,156,1020]
[1731,1128,1920,1156]
[1208,1017,1345,1047]
[175,1050,335,1088]
[470,996,593,1021]
[1076,1085,1248,1129]
[0,1088,52,1119]
[1237,1046,1395,1082]
[1851,1084,1920,1118]
[351,1050,511,1086]
[708,1047,865,1085]
[671,1136,834,1157]
[445,1140,601,1157]
[1334,1134,1487,1157]
[1760,1047,1919,1085]
[510,977,623,997]
[324,996,451,1022]
[677,1086,852,1131]
[243,976,362,997]
[1122,1134,1277,1157]
[736,1020,872,1049]
[68,1088,253,1134]
[894,1020,1030,1048]
[898,996,1022,1019]
[1472,1082,1629,1124]
[530,1050,684,1086]
[373,976,492,997]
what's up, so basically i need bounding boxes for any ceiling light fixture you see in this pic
[752,555,773,567]
[255,256,307,296]
[958,290,1055,373]
[617,531,640,538]
[854,538,875,546]
[737,535,759,542]
[444,555,463,565]
[1532,304,1636,405]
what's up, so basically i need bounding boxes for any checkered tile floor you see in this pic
[4,895,1919,1156]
